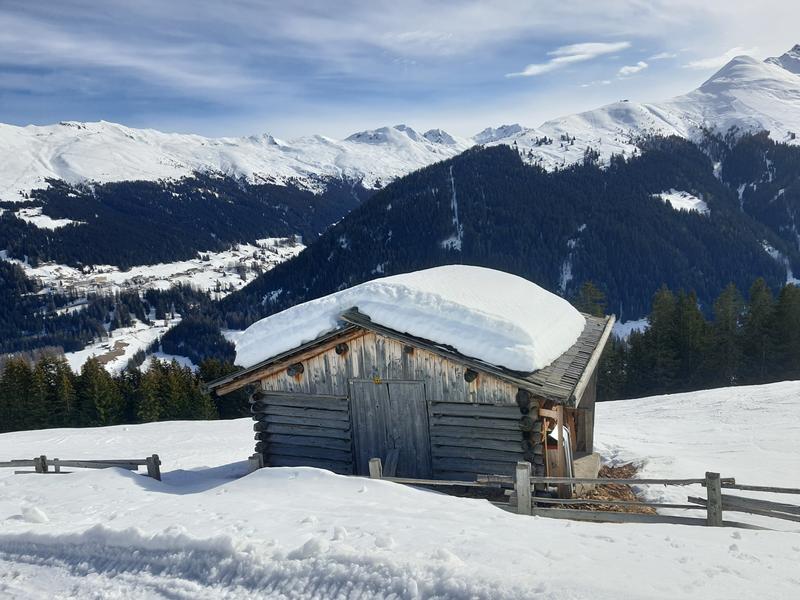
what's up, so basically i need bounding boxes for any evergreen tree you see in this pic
[76,358,124,426]
[0,357,33,432]
[772,284,800,379]
[573,281,607,317]
[741,278,775,383]
[597,338,627,401]
[705,283,744,386]
[52,359,77,427]
[647,286,680,392]
[199,359,249,418]
[136,368,162,423]
[673,290,708,390]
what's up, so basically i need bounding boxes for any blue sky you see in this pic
[0,1,798,139]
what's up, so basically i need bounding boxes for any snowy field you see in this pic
[1,382,799,598]
[62,316,181,375]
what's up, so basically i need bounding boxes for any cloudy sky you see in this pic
[0,1,798,139]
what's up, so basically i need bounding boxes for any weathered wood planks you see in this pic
[253,391,354,473]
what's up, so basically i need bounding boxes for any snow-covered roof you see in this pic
[234,265,586,373]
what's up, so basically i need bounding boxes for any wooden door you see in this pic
[349,380,432,478]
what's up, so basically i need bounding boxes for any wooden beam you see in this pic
[478,475,736,486]
[212,327,363,395]
[515,461,533,515]
[705,472,723,527]
[721,483,800,495]
[688,496,800,523]
[524,507,767,529]
[570,314,615,407]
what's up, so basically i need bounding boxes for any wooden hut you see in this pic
[210,297,614,482]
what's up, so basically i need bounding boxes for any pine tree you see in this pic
[77,358,123,426]
[52,359,77,427]
[705,283,744,386]
[0,357,34,432]
[741,278,775,383]
[647,286,680,392]
[597,338,627,401]
[673,291,708,390]
[573,281,607,317]
[199,359,248,418]
[136,368,162,423]
[772,284,800,379]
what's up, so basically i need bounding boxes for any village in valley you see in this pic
[1,3,800,599]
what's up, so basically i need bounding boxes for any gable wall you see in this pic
[258,330,519,405]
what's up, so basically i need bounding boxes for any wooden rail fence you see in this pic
[0,454,162,480]
[367,457,799,529]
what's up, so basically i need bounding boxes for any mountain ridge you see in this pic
[3,45,800,205]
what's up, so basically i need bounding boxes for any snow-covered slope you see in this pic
[489,45,800,169]
[0,381,798,598]
[0,121,470,201]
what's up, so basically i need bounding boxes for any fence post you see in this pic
[146,454,162,481]
[247,453,264,473]
[705,472,723,526]
[369,458,383,479]
[515,461,533,515]
[34,455,48,473]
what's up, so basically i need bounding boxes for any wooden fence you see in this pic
[367,458,800,529]
[0,454,162,480]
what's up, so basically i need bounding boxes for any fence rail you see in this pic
[367,457,797,529]
[0,454,161,480]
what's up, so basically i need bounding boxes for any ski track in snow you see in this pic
[0,527,531,600]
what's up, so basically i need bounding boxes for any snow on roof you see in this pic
[234,265,586,373]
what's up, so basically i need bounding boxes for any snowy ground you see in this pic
[0,382,799,598]
[63,317,180,375]
[595,380,800,531]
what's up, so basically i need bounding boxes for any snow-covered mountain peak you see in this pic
[0,120,470,201]
[481,46,800,170]
[422,128,458,146]
[765,43,800,74]
[473,124,526,144]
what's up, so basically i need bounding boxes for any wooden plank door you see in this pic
[385,381,432,478]
[349,380,432,478]
[350,380,392,476]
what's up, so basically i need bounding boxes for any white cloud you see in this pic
[580,79,613,88]
[649,51,677,60]
[683,46,759,69]
[507,41,631,77]
[618,61,648,76]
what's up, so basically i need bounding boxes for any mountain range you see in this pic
[3,45,800,364]
[2,46,799,206]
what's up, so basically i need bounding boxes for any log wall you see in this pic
[428,401,525,480]
[252,391,353,474]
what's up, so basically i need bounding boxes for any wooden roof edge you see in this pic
[568,314,616,408]
[206,324,360,395]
